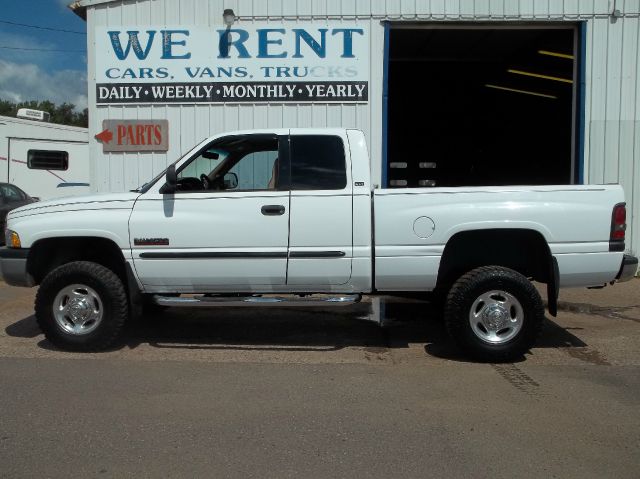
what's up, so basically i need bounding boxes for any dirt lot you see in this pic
[1,280,639,478]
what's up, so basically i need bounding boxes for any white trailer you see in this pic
[0,115,89,200]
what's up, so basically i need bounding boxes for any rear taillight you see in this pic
[610,203,626,251]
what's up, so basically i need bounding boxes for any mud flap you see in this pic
[125,262,144,319]
[546,256,559,317]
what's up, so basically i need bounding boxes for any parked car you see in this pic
[0,129,637,361]
[0,183,37,245]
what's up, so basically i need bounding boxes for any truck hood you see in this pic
[7,192,141,219]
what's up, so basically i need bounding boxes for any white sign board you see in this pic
[95,24,369,104]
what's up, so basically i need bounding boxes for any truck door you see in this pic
[8,138,89,200]
[130,134,290,291]
[286,132,353,286]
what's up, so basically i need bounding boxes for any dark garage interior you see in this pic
[386,26,577,188]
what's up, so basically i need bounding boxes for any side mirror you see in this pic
[160,164,177,194]
[223,172,238,189]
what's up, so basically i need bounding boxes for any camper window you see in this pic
[27,150,69,171]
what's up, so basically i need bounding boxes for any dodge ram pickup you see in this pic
[0,128,637,361]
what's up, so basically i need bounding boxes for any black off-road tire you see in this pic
[444,266,544,362]
[35,261,128,351]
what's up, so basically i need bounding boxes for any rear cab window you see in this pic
[289,135,347,190]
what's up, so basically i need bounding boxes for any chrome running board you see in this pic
[153,294,362,308]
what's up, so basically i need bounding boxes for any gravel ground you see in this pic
[0,279,638,478]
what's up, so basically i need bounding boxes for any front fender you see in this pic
[8,209,133,250]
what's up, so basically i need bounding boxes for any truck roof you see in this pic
[215,128,357,137]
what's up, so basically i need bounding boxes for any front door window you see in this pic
[176,136,280,193]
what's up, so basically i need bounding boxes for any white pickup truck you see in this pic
[0,129,637,361]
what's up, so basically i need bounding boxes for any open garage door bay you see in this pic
[385,25,579,189]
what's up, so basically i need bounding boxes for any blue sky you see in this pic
[0,0,88,109]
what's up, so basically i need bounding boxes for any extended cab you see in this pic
[0,129,637,361]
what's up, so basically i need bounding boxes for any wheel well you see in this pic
[27,237,127,285]
[436,229,552,289]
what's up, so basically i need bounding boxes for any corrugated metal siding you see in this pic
[87,0,640,256]
[582,4,640,258]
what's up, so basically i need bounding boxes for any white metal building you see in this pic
[72,0,640,256]
[0,115,89,199]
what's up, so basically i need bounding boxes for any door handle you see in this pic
[261,205,286,216]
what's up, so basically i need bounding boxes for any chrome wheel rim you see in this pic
[468,290,524,344]
[53,284,104,335]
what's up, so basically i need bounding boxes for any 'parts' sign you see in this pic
[95,23,369,105]
[95,120,169,152]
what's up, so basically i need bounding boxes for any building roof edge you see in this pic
[69,0,122,20]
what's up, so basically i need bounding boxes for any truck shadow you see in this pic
[4,314,41,338]
[385,301,587,362]
[5,299,589,362]
[124,303,430,353]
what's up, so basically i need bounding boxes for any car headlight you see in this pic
[5,230,21,248]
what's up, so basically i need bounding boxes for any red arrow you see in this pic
[95,129,113,144]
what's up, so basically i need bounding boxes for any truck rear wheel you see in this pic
[35,261,128,351]
[444,266,544,362]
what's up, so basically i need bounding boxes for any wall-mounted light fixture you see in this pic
[223,9,236,26]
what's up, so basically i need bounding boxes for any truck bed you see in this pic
[373,185,625,290]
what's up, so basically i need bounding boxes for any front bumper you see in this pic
[0,247,34,287]
[616,254,638,282]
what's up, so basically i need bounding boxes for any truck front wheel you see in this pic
[35,261,128,351]
[444,266,544,362]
